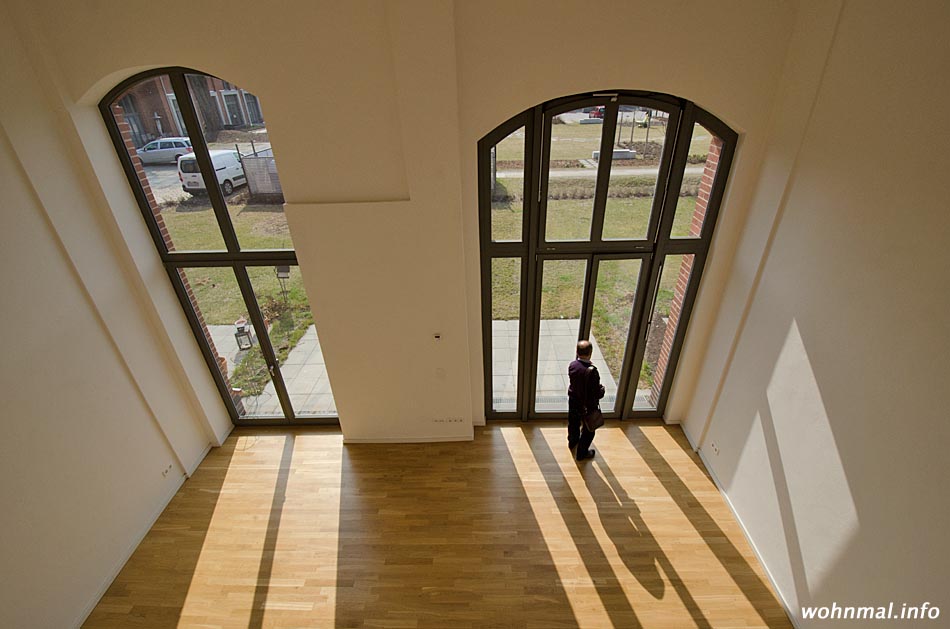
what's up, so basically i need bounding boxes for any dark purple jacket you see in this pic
[567,358,605,410]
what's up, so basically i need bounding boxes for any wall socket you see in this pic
[434,417,464,424]
[709,442,720,455]
[161,463,173,477]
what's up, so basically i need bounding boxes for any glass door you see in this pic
[528,254,650,417]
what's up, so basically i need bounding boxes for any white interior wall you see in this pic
[0,118,190,629]
[684,0,950,624]
[286,1,474,441]
[0,3,221,624]
[0,2,221,467]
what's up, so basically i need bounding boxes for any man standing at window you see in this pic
[567,340,605,461]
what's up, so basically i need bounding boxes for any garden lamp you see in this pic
[234,318,253,350]
[275,266,290,303]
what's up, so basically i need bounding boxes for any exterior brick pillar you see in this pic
[647,135,722,405]
[178,269,241,412]
[112,104,172,244]
[113,102,240,415]
[650,254,694,405]
[688,135,722,237]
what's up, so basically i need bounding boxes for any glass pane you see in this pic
[108,74,225,252]
[602,107,670,240]
[671,123,723,238]
[589,259,642,412]
[185,74,293,251]
[633,254,696,410]
[491,258,521,412]
[490,127,525,242]
[178,267,283,419]
[535,259,588,412]
[246,266,337,417]
[544,108,604,241]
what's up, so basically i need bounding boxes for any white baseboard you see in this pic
[186,441,214,477]
[212,421,234,449]
[694,445,801,629]
[344,433,474,444]
[682,422,700,450]
[73,471,189,628]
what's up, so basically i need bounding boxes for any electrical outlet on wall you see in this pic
[709,442,720,455]
[161,463,173,477]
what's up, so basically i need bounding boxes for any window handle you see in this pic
[644,262,664,340]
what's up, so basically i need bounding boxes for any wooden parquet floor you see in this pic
[84,422,792,628]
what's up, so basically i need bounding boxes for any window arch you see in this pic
[101,68,337,425]
[478,91,737,420]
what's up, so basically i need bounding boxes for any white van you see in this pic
[178,150,246,196]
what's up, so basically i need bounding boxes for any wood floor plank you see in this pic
[83,423,792,628]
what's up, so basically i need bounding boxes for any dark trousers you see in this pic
[568,398,595,459]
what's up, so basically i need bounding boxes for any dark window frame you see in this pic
[100,67,338,426]
[478,91,737,421]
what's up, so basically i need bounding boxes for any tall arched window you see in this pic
[101,68,337,425]
[478,91,736,420]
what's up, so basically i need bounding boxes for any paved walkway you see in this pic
[492,318,653,413]
[493,319,613,413]
[210,324,336,418]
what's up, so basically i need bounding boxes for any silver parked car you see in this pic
[136,137,193,165]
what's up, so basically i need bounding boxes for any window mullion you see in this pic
[590,102,619,243]
[169,72,241,254]
[521,105,544,420]
[233,265,295,420]
[654,102,696,246]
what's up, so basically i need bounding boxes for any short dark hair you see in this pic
[576,340,593,358]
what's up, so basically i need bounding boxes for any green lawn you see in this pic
[491,175,699,242]
[686,122,715,160]
[494,127,526,163]
[590,258,643,381]
[162,193,293,253]
[549,120,605,162]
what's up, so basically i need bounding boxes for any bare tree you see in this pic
[186,74,223,142]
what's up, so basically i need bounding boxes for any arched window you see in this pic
[101,68,337,425]
[478,91,736,420]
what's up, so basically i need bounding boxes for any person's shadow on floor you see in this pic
[581,457,712,628]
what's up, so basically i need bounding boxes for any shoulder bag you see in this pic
[582,364,605,432]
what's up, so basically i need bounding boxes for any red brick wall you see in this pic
[650,253,694,405]
[116,76,182,140]
[112,105,168,225]
[647,134,723,405]
[689,135,722,237]
[112,103,241,414]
